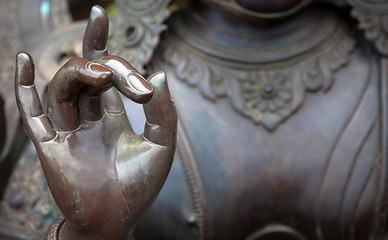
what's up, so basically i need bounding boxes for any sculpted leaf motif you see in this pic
[162,20,355,131]
[163,16,355,131]
[348,0,388,55]
[351,10,388,55]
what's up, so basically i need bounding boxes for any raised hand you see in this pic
[15,6,177,240]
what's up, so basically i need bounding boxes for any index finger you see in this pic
[46,57,113,131]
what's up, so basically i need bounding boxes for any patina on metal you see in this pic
[3,0,388,239]
[138,0,388,239]
[15,6,177,240]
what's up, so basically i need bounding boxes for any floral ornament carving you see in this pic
[161,23,355,131]
[240,72,293,130]
[347,0,388,56]
[109,0,171,74]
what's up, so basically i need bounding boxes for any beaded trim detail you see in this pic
[46,218,65,240]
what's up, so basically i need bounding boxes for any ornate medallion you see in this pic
[240,71,293,128]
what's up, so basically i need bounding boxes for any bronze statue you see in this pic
[2,0,388,239]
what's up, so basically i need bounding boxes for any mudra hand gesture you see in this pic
[15,6,177,240]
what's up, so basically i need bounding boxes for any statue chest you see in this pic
[139,43,385,240]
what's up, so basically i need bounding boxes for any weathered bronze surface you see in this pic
[138,0,388,239]
[15,6,177,240]
[2,0,388,239]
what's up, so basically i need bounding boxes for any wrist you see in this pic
[43,218,89,240]
[53,218,132,240]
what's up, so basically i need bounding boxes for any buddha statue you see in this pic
[2,0,388,239]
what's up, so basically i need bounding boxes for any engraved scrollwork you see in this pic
[109,0,171,73]
[351,10,388,55]
[161,21,355,131]
[347,0,388,55]
[301,32,355,92]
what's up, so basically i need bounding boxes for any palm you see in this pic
[40,118,128,227]
[15,6,177,240]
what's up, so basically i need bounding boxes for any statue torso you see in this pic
[137,4,385,240]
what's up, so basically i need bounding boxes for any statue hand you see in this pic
[15,6,177,240]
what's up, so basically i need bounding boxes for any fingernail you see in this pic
[127,72,153,94]
[16,51,34,86]
[148,72,167,91]
[90,5,105,20]
[86,62,112,76]
[17,51,30,63]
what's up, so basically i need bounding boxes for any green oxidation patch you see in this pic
[144,164,149,176]
[68,171,76,184]
[142,164,153,186]
[60,169,67,190]
[106,141,114,153]
[73,190,85,220]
